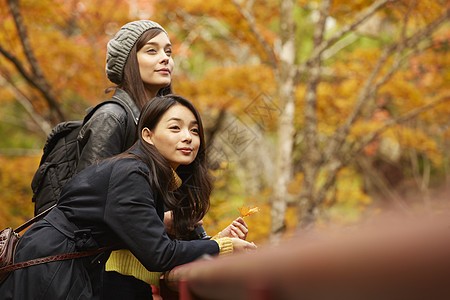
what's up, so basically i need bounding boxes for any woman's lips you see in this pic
[156,68,171,75]
[178,148,193,154]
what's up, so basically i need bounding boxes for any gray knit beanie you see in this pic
[106,20,167,85]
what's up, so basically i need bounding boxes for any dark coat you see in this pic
[0,156,219,300]
[75,88,209,298]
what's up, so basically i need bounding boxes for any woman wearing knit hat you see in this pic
[77,20,173,172]
[73,20,250,298]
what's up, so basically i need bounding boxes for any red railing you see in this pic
[163,213,450,300]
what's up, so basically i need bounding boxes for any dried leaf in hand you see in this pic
[238,205,260,217]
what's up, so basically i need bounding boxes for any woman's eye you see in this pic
[147,49,157,53]
[191,128,199,134]
[169,126,180,130]
[165,49,172,56]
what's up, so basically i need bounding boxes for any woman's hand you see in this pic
[164,211,175,235]
[219,217,248,240]
[165,210,205,236]
[231,238,257,253]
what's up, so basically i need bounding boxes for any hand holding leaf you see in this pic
[218,217,249,240]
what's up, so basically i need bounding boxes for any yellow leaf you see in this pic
[238,205,260,217]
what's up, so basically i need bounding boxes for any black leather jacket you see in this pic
[76,88,140,173]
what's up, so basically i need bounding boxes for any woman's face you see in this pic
[142,104,200,169]
[137,32,174,97]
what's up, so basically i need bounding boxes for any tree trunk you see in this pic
[270,0,296,244]
[296,0,331,230]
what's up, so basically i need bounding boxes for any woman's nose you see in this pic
[160,52,170,64]
[182,130,192,142]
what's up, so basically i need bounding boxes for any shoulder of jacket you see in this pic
[78,103,128,142]
[87,89,139,124]
[110,89,140,124]
[113,157,150,176]
[93,102,128,121]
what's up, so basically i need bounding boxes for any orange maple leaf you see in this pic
[238,205,260,217]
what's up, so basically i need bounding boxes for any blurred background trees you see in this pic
[1,0,449,245]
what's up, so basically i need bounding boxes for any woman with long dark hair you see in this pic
[0,94,256,299]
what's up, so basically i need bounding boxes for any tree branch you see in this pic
[372,8,450,92]
[356,156,410,211]
[311,0,394,62]
[7,0,65,122]
[230,0,277,68]
[303,6,450,221]
[322,33,360,60]
[0,45,36,89]
[350,93,450,160]
[295,0,395,81]
[0,71,52,136]
[205,109,227,147]
[323,7,449,166]
[322,46,391,164]
[311,92,450,217]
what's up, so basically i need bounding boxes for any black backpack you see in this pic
[31,98,137,215]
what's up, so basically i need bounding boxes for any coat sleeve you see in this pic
[104,160,219,272]
[76,105,128,173]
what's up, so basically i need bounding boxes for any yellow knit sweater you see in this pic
[105,250,161,286]
[105,237,233,286]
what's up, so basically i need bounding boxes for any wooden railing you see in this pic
[163,213,450,300]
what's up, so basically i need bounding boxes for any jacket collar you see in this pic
[112,88,141,125]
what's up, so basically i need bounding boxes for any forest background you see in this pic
[0,0,449,246]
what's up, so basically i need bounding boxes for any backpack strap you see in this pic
[15,204,57,233]
[83,96,138,150]
[110,95,139,149]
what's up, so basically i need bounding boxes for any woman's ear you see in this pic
[142,127,154,145]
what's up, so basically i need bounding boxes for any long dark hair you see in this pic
[107,28,173,109]
[125,94,212,238]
